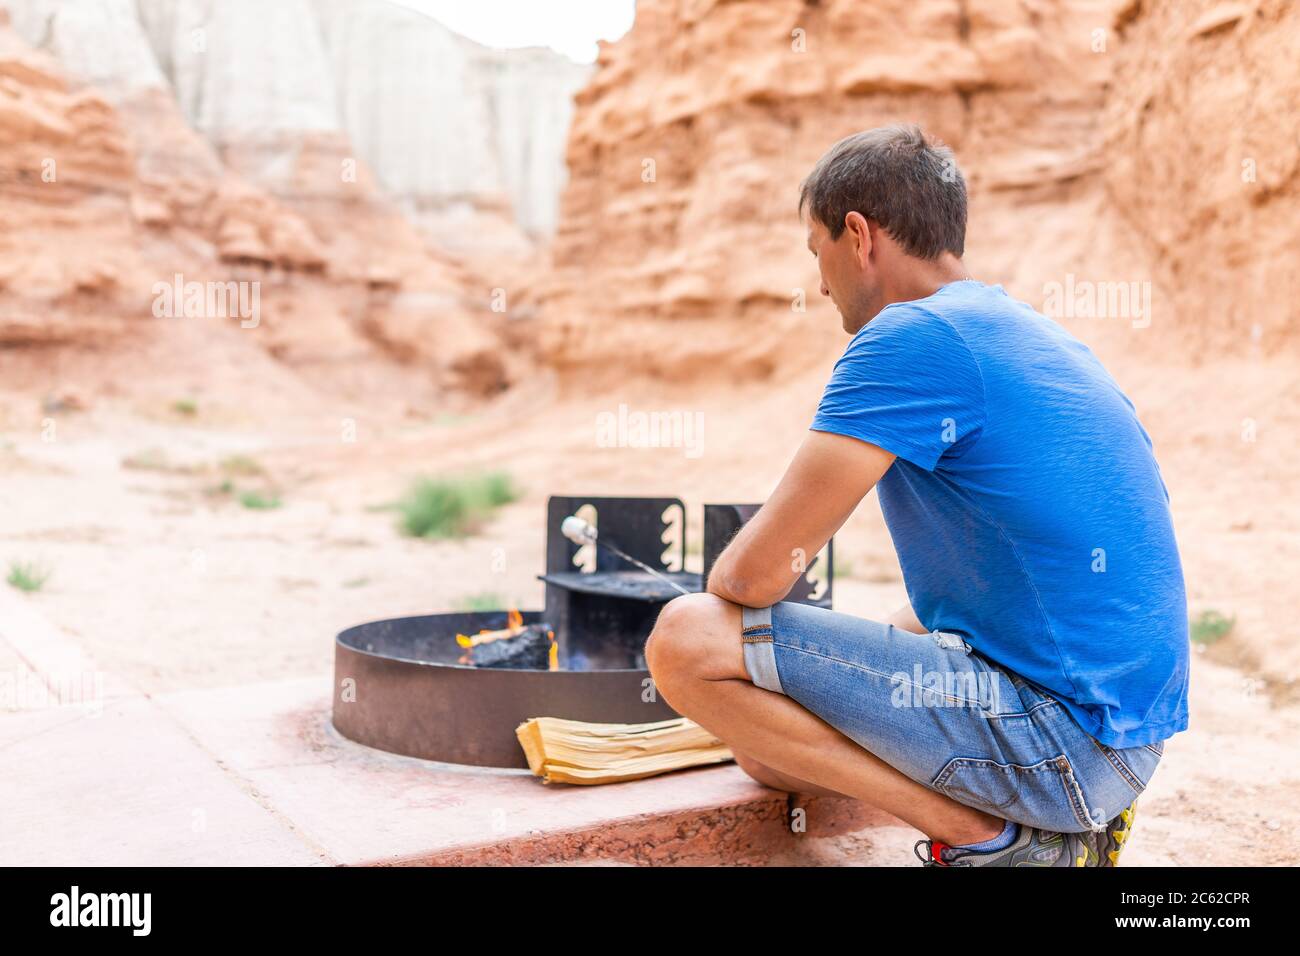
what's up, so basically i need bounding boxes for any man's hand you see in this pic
[706,430,896,608]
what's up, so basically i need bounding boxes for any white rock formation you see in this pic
[4,0,165,94]
[2,0,589,245]
[467,42,591,238]
[311,0,590,241]
[137,0,340,145]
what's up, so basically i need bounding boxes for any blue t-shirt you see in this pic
[811,280,1189,748]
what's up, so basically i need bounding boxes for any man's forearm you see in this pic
[700,433,896,609]
[705,543,794,608]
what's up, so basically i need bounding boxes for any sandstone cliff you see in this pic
[537,0,1297,386]
[0,8,506,396]
[1103,0,1300,354]
[0,0,591,396]
[0,19,146,346]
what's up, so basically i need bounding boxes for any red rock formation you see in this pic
[1103,0,1300,351]
[0,23,145,345]
[0,11,510,396]
[538,0,1296,386]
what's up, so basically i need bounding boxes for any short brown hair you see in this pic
[798,125,967,260]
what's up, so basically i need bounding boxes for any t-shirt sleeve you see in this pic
[810,306,986,471]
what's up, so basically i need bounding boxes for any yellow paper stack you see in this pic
[515,716,734,785]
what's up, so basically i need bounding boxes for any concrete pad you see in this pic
[156,676,897,865]
[0,696,328,866]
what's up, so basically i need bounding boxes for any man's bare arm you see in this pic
[707,431,896,608]
[883,602,927,634]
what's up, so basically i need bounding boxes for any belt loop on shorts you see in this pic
[740,605,785,695]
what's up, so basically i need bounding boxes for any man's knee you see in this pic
[645,592,735,686]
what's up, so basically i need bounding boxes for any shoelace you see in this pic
[913,839,949,866]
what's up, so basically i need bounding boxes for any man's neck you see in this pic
[881,254,972,309]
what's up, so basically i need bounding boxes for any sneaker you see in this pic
[1099,799,1138,867]
[914,823,1104,867]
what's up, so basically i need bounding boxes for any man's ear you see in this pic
[843,211,872,267]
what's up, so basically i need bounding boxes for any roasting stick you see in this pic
[561,515,692,596]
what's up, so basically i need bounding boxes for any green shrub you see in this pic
[7,561,50,593]
[397,472,517,539]
[238,491,282,510]
[1190,609,1235,645]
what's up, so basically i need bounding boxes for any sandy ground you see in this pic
[1,328,1298,865]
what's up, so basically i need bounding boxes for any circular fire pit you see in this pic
[332,495,834,770]
[332,609,677,769]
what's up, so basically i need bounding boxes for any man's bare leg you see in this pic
[731,750,851,799]
[645,593,1005,847]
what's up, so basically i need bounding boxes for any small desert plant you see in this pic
[202,478,236,499]
[172,398,199,417]
[1190,609,1235,645]
[396,472,517,539]
[7,560,50,593]
[238,490,282,510]
[206,478,280,509]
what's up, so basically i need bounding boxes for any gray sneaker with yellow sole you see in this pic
[914,799,1141,866]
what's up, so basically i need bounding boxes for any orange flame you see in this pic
[455,609,531,665]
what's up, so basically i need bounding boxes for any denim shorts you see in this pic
[740,601,1165,833]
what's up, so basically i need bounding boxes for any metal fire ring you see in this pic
[332,610,677,769]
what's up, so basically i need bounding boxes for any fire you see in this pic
[456,609,526,649]
[456,609,556,669]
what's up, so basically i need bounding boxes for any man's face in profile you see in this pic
[807,215,874,335]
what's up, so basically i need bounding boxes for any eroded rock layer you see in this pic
[0,0,593,395]
[538,0,1296,385]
